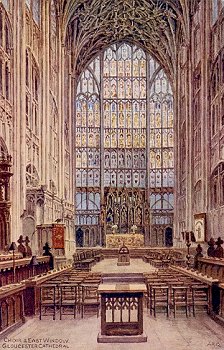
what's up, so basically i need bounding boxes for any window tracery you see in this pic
[211,162,224,207]
[75,42,174,246]
[211,48,224,137]
[0,5,11,102]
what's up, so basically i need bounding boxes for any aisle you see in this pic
[91,258,156,273]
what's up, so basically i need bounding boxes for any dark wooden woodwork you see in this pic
[0,256,51,287]
[98,283,146,339]
[0,284,25,336]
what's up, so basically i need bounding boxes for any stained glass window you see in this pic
[103,44,146,188]
[75,42,174,247]
[26,0,40,25]
[1,0,9,11]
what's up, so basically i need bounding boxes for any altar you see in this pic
[106,234,144,248]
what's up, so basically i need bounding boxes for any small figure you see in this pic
[25,236,32,257]
[17,235,26,258]
[214,237,224,258]
[43,242,54,269]
[207,237,215,257]
[194,244,203,269]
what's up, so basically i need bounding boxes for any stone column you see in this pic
[11,0,26,241]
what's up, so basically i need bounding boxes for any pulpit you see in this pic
[117,243,130,266]
[97,283,147,343]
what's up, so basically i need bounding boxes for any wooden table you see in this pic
[97,283,147,343]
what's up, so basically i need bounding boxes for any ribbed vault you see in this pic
[59,0,201,81]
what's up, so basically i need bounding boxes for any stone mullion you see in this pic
[145,54,151,246]
[173,55,181,246]
[68,50,73,204]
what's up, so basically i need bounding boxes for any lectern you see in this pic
[97,283,147,343]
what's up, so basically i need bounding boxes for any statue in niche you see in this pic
[127,113,131,128]
[155,113,161,127]
[105,154,110,167]
[156,132,161,147]
[105,134,110,148]
[140,60,146,76]
[118,101,123,111]
[126,80,132,98]
[134,134,139,147]
[129,207,134,225]
[104,81,109,98]
[112,113,116,128]
[111,83,117,98]
[141,134,146,147]
[111,133,117,148]
[76,134,81,147]
[156,154,161,168]
[127,133,132,148]
[134,113,139,127]
[121,206,127,226]
[133,61,139,76]
[95,110,100,126]
[119,133,125,148]
[119,81,124,98]
[169,151,174,167]
[95,133,100,147]
[81,133,86,146]
[119,112,125,127]
[111,153,116,168]
[168,112,173,127]
[145,208,150,225]
[125,61,131,77]
[94,154,99,167]
[140,81,146,98]
[140,153,145,168]
[111,61,116,76]
[106,209,113,225]
[141,113,146,127]
[118,153,125,167]
[134,154,139,167]
[126,153,132,168]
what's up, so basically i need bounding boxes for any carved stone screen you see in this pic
[75,42,174,247]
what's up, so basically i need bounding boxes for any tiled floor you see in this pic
[0,311,223,350]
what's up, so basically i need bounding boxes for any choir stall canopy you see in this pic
[117,242,130,266]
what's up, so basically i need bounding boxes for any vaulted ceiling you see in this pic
[57,0,201,81]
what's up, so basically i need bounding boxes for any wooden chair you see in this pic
[59,283,78,320]
[80,284,100,318]
[190,284,209,316]
[171,285,188,317]
[150,285,169,317]
[39,284,60,320]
